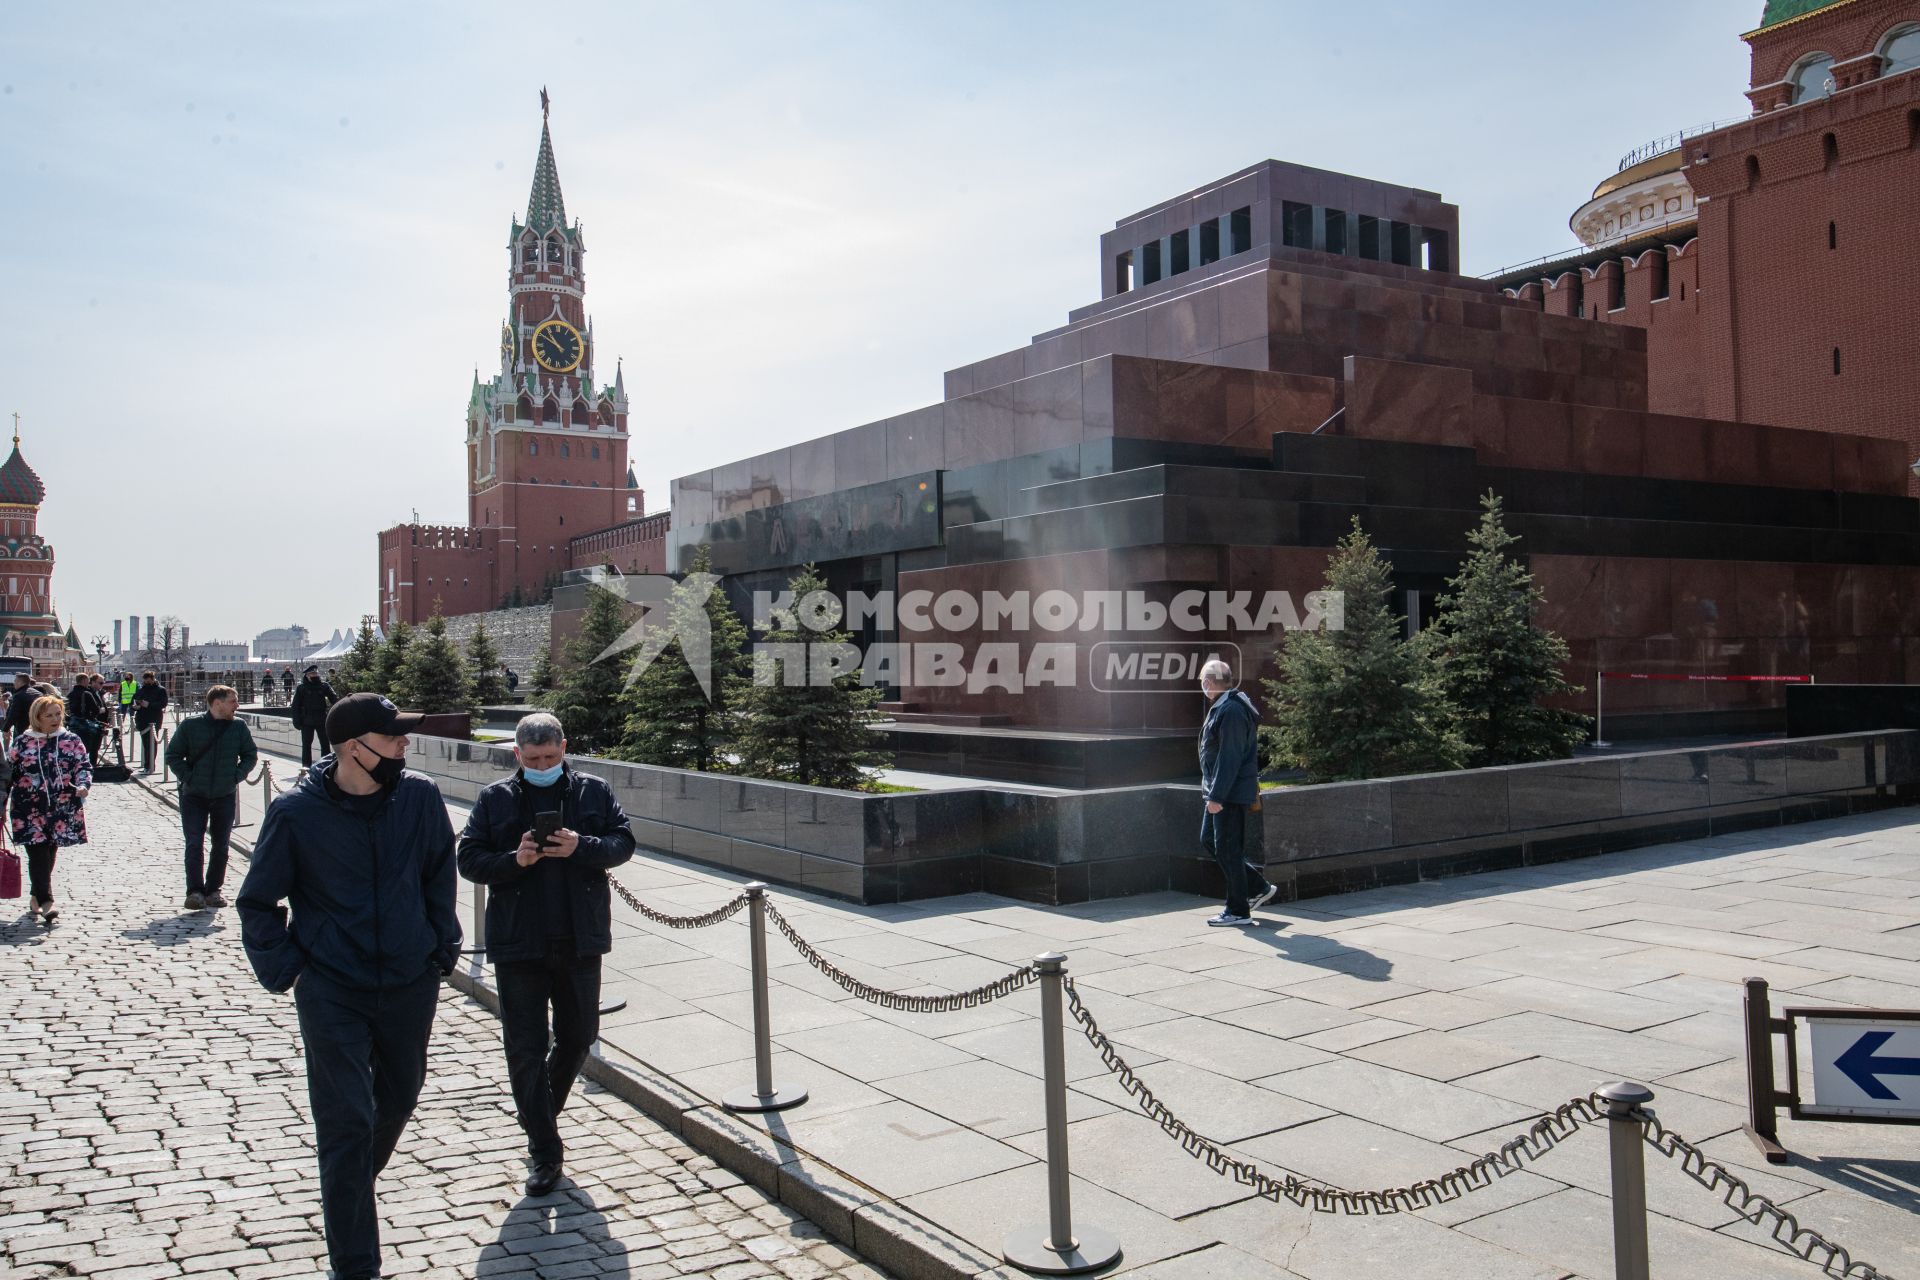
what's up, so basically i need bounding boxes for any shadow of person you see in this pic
[476,1183,629,1279]
[0,905,51,948]
[119,914,228,947]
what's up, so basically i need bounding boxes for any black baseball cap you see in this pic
[326,693,423,743]
[304,664,319,674]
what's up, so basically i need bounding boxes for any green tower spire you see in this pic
[525,89,567,232]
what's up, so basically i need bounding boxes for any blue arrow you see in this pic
[1834,1031,1920,1101]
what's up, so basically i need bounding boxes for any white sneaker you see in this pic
[1207,913,1254,928]
[1249,884,1279,912]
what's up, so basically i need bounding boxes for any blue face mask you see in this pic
[522,762,564,787]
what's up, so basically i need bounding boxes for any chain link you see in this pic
[764,900,1038,1012]
[607,877,750,929]
[1064,977,1600,1213]
[1638,1111,1893,1279]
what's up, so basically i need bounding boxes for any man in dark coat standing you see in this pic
[237,693,460,1280]
[288,664,337,767]
[1198,658,1275,928]
[131,671,169,773]
[457,711,635,1197]
[165,684,258,911]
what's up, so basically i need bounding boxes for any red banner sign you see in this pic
[1598,673,1813,683]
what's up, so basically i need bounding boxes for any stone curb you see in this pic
[128,768,1009,1280]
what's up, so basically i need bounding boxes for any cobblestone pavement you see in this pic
[0,784,893,1280]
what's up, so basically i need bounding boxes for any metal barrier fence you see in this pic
[565,874,1894,1280]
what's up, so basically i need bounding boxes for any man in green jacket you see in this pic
[165,684,259,911]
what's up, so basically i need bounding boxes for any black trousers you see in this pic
[496,947,602,1164]
[180,792,236,896]
[139,725,158,770]
[26,841,56,903]
[299,725,329,767]
[1202,803,1270,918]
[294,967,440,1280]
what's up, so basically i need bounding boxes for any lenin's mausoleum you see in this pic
[384,0,1920,780]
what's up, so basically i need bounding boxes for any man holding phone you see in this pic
[456,711,635,1197]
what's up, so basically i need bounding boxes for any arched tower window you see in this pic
[547,235,566,269]
[1822,132,1839,172]
[517,395,534,420]
[560,443,570,459]
[543,397,560,423]
[1881,25,1920,77]
[528,441,538,456]
[572,398,591,425]
[1789,53,1835,104]
[1745,155,1762,192]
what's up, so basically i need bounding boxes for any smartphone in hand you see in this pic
[531,811,563,851]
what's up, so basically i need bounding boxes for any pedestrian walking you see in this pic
[262,669,278,707]
[66,674,106,765]
[6,694,92,926]
[131,670,168,773]
[5,671,38,745]
[1197,658,1275,928]
[236,693,460,1280]
[288,664,337,767]
[456,711,635,1196]
[164,684,258,911]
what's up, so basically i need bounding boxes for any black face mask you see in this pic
[354,739,405,787]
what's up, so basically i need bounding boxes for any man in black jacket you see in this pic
[237,694,461,1280]
[288,664,337,766]
[131,671,169,772]
[1198,658,1275,928]
[5,671,35,743]
[457,711,634,1197]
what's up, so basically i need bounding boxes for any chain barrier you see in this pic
[1063,979,1895,1277]
[1638,1111,1892,1279]
[764,900,1038,1012]
[607,877,750,930]
[1064,976,1600,1213]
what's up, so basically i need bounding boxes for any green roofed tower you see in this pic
[1758,0,1851,27]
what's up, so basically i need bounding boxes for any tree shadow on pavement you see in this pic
[477,1183,629,1279]
[120,914,228,947]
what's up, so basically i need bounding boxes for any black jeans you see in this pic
[26,841,56,903]
[294,967,440,1280]
[496,946,602,1164]
[1202,803,1270,918]
[139,724,158,770]
[300,725,329,767]
[180,791,237,896]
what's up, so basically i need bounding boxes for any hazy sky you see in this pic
[2,1,1762,646]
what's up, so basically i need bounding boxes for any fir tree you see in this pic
[613,545,750,771]
[1417,492,1589,765]
[1262,519,1467,782]
[333,619,381,695]
[544,584,635,753]
[466,623,510,706]
[371,619,415,702]
[735,564,887,788]
[396,613,474,715]
[530,641,556,698]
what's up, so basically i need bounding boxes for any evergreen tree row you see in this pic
[1263,493,1588,782]
[330,610,518,720]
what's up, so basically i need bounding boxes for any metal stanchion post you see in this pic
[1593,670,1610,747]
[1741,977,1789,1163]
[1599,1081,1654,1280]
[723,883,808,1114]
[1004,953,1120,1276]
[469,882,488,978]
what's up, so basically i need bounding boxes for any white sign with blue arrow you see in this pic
[1806,1017,1920,1119]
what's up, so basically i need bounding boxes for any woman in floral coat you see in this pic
[8,694,91,925]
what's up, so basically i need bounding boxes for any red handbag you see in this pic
[0,844,19,899]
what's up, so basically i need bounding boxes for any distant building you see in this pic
[0,428,87,680]
[1490,0,1920,468]
[188,641,250,667]
[253,625,316,662]
[377,96,665,627]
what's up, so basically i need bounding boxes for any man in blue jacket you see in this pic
[458,711,634,1197]
[236,694,461,1280]
[1199,658,1276,928]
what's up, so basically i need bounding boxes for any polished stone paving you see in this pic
[228,744,1920,1280]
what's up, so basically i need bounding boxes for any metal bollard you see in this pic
[469,881,488,977]
[723,883,808,1113]
[1003,953,1120,1276]
[1599,1081,1655,1280]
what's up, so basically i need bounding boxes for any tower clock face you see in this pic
[532,319,583,373]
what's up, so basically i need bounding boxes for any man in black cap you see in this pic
[288,663,338,766]
[237,693,461,1280]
